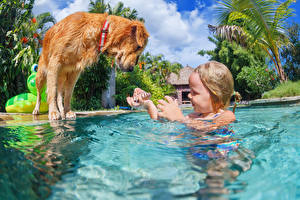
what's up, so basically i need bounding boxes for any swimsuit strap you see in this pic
[213,113,220,118]
[193,110,224,121]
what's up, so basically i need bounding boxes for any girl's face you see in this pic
[188,72,214,113]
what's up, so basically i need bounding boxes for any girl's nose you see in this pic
[188,93,192,99]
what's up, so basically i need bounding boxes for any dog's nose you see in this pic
[128,66,134,72]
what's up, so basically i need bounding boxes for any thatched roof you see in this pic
[167,66,194,85]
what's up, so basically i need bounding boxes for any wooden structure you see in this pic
[167,66,194,105]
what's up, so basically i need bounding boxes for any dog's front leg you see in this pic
[33,66,46,115]
[57,74,67,120]
[57,87,65,120]
[47,64,61,120]
[64,70,81,120]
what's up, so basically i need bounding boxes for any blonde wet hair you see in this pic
[194,61,235,113]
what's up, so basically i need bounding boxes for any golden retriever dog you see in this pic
[32,12,149,120]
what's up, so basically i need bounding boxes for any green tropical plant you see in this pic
[237,66,278,99]
[115,52,182,106]
[210,0,296,82]
[89,0,108,13]
[262,80,300,98]
[139,52,182,86]
[281,23,300,81]
[0,0,55,111]
[108,2,144,21]
[10,12,56,72]
[71,54,112,111]
[89,0,144,21]
[115,66,175,106]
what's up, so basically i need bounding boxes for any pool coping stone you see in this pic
[1,95,300,125]
[249,95,300,106]
[0,110,139,126]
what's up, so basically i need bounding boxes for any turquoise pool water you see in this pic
[0,105,300,200]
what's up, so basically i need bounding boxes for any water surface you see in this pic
[0,105,300,200]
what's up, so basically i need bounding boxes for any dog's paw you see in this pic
[32,108,39,115]
[60,112,66,120]
[66,111,76,120]
[49,111,61,120]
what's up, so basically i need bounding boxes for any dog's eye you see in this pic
[136,45,142,51]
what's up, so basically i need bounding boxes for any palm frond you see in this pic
[208,24,248,47]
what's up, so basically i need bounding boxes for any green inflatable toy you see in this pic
[5,64,48,113]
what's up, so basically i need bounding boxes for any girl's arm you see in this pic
[126,88,158,120]
[143,100,158,120]
[157,96,235,130]
[184,110,236,131]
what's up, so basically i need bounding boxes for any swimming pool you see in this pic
[0,105,299,200]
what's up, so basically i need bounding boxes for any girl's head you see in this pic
[188,61,234,113]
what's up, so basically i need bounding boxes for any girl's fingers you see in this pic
[158,99,168,106]
[164,96,174,103]
[138,95,144,103]
[157,104,165,111]
[157,111,164,118]
[174,98,179,106]
[127,97,141,107]
[126,97,134,106]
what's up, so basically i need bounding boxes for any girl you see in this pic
[126,61,241,131]
[127,61,251,198]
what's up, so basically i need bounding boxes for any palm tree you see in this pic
[89,1,144,21]
[210,0,295,82]
[89,0,108,13]
[107,2,144,22]
[35,12,56,36]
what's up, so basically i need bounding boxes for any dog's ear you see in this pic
[131,24,149,47]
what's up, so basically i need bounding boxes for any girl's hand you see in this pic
[126,88,151,108]
[157,96,185,121]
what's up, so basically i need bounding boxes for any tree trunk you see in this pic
[276,62,287,82]
[101,68,116,108]
[274,52,287,82]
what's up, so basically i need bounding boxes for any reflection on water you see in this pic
[0,119,96,200]
[170,126,255,200]
[0,113,257,200]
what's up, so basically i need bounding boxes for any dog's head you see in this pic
[104,17,149,72]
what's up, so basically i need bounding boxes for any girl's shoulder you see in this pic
[187,112,202,119]
[214,110,236,124]
[187,110,235,124]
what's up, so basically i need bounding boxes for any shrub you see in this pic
[237,66,278,99]
[71,54,111,111]
[0,0,35,111]
[0,1,55,111]
[262,80,300,99]
[115,66,175,106]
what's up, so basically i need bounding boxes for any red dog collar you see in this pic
[98,20,110,53]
